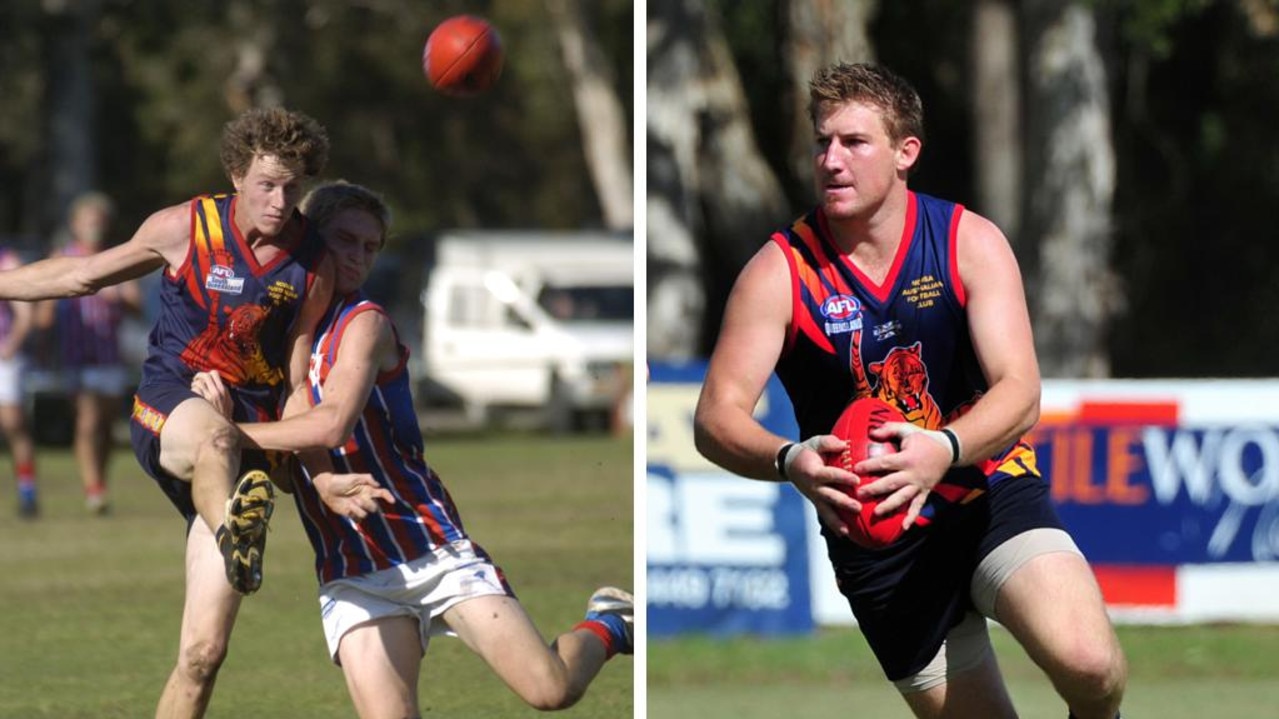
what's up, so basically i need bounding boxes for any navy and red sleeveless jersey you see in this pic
[54,242,126,367]
[773,192,1039,518]
[138,193,324,418]
[294,293,472,584]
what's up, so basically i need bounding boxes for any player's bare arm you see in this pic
[855,210,1040,524]
[949,209,1041,455]
[235,310,396,452]
[694,242,859,534]
[0,203,184,301]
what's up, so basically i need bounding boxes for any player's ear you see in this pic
[896,136,921,173]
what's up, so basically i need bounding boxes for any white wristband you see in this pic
[781,436,824,479]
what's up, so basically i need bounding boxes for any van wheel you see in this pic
[546,375,576,434]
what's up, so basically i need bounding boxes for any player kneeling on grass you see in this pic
[191,181,631,718]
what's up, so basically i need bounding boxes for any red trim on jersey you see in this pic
[785,222,843,355]
[187,203,215,310]
[793,219,857,300]
[225,197,306,277]
[771,233,801,355]
[947,204,967,308]
[178,199,205,305]
[170,197,202,282]
[826,192,917,304]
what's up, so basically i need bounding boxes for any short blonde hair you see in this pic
[809,62,924,147]
[301,181,391,247]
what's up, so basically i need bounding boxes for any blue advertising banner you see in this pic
[646,361,813,636]
[1030,421,1279,564]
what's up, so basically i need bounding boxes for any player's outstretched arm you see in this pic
[0,203,183,301]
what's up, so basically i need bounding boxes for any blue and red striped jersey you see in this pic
[294,293,471,584]
[54,242,126,367]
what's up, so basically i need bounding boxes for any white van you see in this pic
[420,230,633,431]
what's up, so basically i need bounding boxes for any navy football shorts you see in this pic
[130,375,272,524]
[824,473,1066,681]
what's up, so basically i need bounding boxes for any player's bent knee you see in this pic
[1060,639,1127,701]
[522,684,582,712]
[511,665,581,711]
[207,423,241,456]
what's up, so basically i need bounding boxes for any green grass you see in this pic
[0,436,633,718]
[648,624,1279,718]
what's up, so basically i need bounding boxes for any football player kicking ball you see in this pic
[191,181,632,718]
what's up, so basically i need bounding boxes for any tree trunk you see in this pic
[648,0,789,358]
[41,0,99,236]
[546,0,634,230]
[224,1,281,112]
[782,0,876,200]
[1020,1,1119,378]
[970,0,1022,245]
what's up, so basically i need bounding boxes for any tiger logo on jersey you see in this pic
[868,341,942,429]
[179,302,283,387]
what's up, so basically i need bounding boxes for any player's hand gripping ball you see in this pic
[422,15,504,96]
[827,397,909,549]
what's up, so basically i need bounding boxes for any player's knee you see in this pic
[522,684,582,712]
[205,422,242,458]
[178,638,228,685]
[1060,638,1127,702]
[515,665,581,711]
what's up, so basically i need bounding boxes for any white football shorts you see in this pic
[66,365,131,396]
[0,356,24,405]
[317,538,511,663]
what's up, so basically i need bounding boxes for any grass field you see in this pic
[0,435,633,718]
[648,623,1279,718]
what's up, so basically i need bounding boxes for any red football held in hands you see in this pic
[422,15,504,96]
[826,397,909,549]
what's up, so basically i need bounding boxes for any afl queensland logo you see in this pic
[821,294,863,335]
[205,264,245,294]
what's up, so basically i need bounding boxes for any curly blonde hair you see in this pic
[219,107,330,181]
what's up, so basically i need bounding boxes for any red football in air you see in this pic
[422,15,504,96]
[826,397,908,549]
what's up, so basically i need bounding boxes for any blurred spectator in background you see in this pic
[0,248,38,518]
[38,192,142,515]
